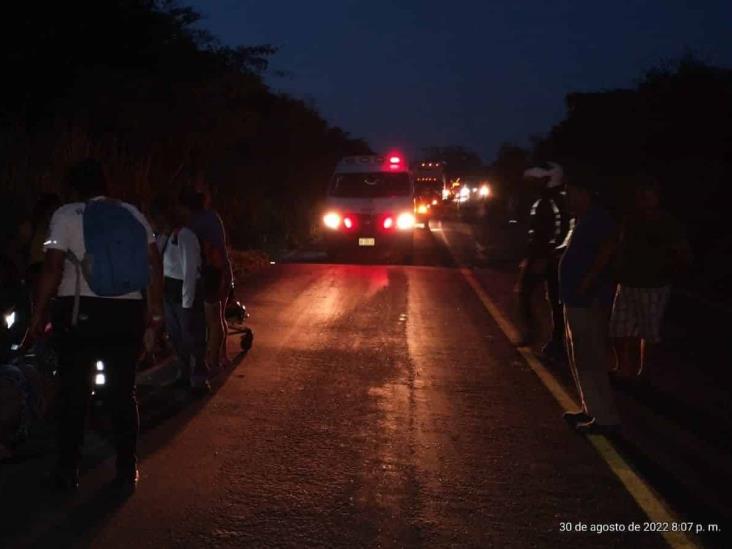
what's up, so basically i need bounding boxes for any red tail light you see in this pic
[343,216,354,229]
[383,216,394,229]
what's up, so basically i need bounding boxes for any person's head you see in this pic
[565,181,594,216]
[523,162,564,193]
[63,159,108,201]
[148,194,174,234]
[178,187,205,221]
[633,177,661,214]
[197,187,213,209]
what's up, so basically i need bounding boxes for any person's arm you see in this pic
[128,204,164,323]
[527,199,557,268]
[578,229,619,295]
[671,238,693,269]
[147,243,164,320]
[27,249,65,338]
[178,230,201,309]
[26,209,67,341]
[669,218,693,271]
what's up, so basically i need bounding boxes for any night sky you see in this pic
[190,1,732,162]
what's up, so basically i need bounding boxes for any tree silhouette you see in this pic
[0,0,370,252]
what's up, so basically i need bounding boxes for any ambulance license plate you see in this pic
[358,238,376,247]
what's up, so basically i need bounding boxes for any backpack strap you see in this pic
[160,233,171,257]
[65,250,83,327]
[64,200,92,327]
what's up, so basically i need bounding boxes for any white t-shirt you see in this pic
[44,197,156,300]
[159,228,201,309]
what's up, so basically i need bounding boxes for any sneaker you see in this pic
[563,410,592,427]
[172,377,191,389]
[53,467,80,492]
[190,380,212,396]
[112,466,139,498]
[541,342,567,363]
[574,419,621,436]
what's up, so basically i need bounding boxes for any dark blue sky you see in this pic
[190,0,732,162]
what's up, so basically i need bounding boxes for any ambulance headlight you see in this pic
[323,212,341,230]
[397,212,415,230]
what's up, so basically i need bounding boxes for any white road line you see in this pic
[437,224,700,549]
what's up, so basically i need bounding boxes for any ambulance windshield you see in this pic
[329,172,410,198]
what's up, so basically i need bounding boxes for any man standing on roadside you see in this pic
[516,162,570,361]
[559,177,620,434]
[27,159,164,495]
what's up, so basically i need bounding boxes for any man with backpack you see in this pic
[26,159,164,495]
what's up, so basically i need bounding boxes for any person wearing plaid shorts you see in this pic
[610,180,691,379]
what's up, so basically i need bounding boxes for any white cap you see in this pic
[523,162,563,188]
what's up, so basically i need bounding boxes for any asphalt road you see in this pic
[4,219,682,548]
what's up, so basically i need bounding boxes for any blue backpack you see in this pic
[67,199,149,324]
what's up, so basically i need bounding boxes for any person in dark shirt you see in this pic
[610,180,691,379]
[516,162,570,361]
[559,178,620,434]
[180,188,233,371]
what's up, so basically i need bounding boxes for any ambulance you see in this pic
[322,154,415,260]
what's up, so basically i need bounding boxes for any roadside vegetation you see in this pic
[0,1,371,255]
[488,57,732,305]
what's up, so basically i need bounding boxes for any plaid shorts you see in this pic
[609,285,671,343]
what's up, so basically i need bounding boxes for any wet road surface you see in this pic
[5,220,678,548]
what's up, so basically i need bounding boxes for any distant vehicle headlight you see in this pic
[417,204,429,214]
[479,185,491,198]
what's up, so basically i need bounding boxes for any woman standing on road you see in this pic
[610,179,692,380]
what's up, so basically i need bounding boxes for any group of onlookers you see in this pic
[149,188,233,393]
[0,158,232,494]
[518,164,691,434]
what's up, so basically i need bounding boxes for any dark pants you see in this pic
[518,257,565,349]
[52,296,145,475]
[163,278,207,384]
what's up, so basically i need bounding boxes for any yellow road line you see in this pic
[436,226,700,548]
